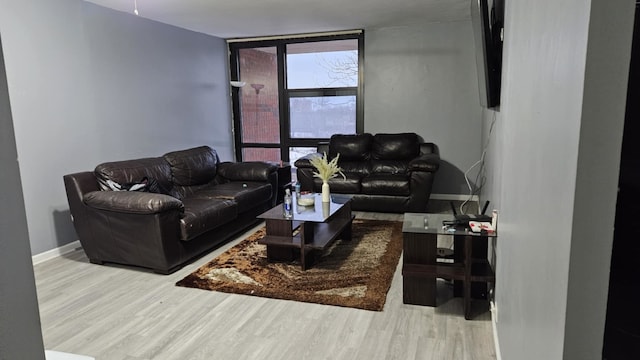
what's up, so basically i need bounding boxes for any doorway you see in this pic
[602,2,640,359]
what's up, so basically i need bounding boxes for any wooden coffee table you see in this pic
[257,193,354,270]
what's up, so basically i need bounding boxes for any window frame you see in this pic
[229,32,364,162]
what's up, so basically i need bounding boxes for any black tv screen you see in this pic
[471,0,504,108]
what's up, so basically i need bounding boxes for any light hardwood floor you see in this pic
[34,211,496,360]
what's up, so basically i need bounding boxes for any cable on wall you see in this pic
[460,111,497,214]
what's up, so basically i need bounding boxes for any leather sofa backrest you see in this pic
[336,161,372,175]
[321,133,423,175]
[328,133,373,161]
[163,146,219,186]
[95,157,172,192]
[372,133,420,160]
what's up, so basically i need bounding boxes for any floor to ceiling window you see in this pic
[229,32,364,167]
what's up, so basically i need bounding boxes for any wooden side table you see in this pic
[401,213,497,319]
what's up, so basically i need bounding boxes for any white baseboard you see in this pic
[32,240,82,266]
[430,193,480,202]
[491,301,502,360]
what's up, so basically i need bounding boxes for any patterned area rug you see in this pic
[176,219,403,311]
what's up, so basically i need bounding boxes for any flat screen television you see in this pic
[470,0,504,108]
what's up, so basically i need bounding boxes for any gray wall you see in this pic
[482,0,634,358]
[0,35,45,359]
[364,21,484,195]
[0,0,232,255]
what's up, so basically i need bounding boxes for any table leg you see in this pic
[402,232,437,306]
[264,218,295,262]
[453,235,464,297]
[300,222,314,270]
[265,218,291,236]
[341,219,352,241]
[464,235,472,320]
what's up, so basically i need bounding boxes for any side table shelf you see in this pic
[469,260,495,282]
[402,260,494,282]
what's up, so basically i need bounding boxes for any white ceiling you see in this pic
[84,0,471,39]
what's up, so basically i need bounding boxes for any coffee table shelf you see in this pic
[259,235,302,248]
[260,215,354,250]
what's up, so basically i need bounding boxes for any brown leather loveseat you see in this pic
[295,133,439,213]
[64,146,278,274]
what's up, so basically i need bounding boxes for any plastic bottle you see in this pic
[283,188,293,219]
[294,181,301,198]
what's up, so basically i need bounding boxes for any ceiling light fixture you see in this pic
[134,0,139,15]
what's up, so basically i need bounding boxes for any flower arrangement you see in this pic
[308,152,346,183]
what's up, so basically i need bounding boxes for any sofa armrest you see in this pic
[294,153,322,169]
[217,161,277,182]
[317,142,329,155]
[84,191,184,215]
[294,154,323,192]
[409,153,440,172]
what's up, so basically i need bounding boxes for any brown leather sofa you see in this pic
[64,146,278,274]
[294,133,439,213]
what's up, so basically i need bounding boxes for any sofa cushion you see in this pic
[189,182,273,213]
[372,133,420,160]
[325,173,363,193]
[370,160,409,174]
[361,174,411,196]
[179,198,238,241]
[328,133,373,161]
[171,184,211,200]
[338,161,371,176]
[95,157,173,194]
[164,146,218,186]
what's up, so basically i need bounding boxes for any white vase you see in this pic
[322,201,330,217]
[321,182,330,203]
